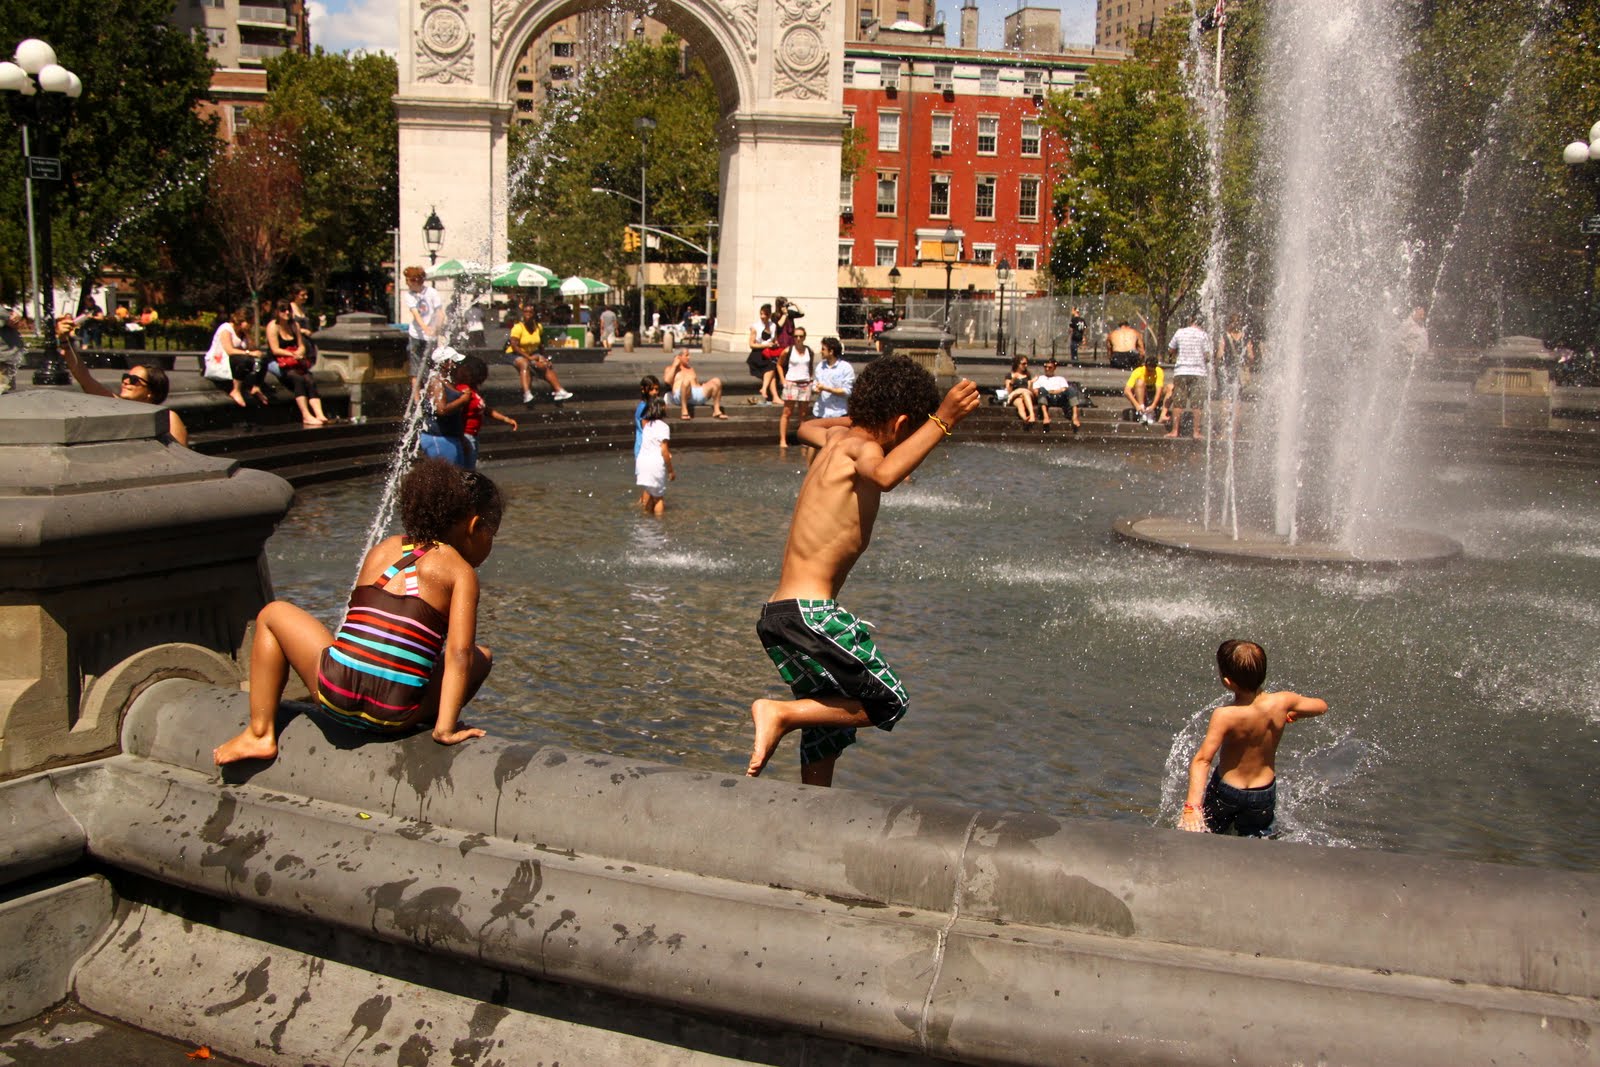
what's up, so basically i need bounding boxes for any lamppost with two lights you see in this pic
[0,38,82,385]
[634,116,656,337]
[1562,121,1600,342]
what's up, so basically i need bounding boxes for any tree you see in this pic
[260,48,398,303]
[508,39,720,294]
[1044,12,1210,347]
[209,117,303,340]
[0,0,217,307]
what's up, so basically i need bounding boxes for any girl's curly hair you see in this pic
[400,459,504,543]
[845,354,940,431]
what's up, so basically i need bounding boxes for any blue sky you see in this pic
[308,0,1097,57]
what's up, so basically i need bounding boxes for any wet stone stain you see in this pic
[459,833,490,857]
[397,1032,435,1067]
[203,956,271,1017]
[345,993,392,1048]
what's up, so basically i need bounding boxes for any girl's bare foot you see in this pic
[229,391,247,408]
[214,730,278,765]
[747,699,787,777]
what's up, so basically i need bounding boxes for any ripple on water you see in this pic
[262,446,1600,870]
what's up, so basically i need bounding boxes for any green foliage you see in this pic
[507,39,719,288]
[0,0,216,304]
[1044,11,1211,346]
[260,48,399,300]
[841,123,868,179]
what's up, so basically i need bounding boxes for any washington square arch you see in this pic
[395,0,845,347]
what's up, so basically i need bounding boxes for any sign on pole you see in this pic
[1581,215,1600,236]
[27,156,61,181]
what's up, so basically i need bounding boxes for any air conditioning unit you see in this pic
[933,78,953,92]
[931,148,943,158]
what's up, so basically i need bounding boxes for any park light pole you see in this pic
[0,38,82,385]
[995,258,1011,358]
[887,265,900,320]
[634,116,655,337]
[422,207,444,265]
[939,225,960,337]
[1562,120,1600,343]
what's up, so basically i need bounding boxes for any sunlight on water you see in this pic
[267,444,1600,870]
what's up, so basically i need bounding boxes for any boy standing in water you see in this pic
[1180,640,1329,836]
[748,356,980,786]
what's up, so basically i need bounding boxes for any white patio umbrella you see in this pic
[490,262,559,289]
[425,259,487,280]
[559,276,610,297]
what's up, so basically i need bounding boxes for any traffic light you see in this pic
[623,227,639,253]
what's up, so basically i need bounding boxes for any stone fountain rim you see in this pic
[1113,515,1464,568]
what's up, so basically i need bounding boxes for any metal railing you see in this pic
[237,4,289,24]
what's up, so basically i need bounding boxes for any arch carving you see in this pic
[415,0,477,84]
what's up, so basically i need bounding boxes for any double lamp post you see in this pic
[0,38,82,385]
[1563,119,1600,342]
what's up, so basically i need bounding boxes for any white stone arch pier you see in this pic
[396,0,845,348]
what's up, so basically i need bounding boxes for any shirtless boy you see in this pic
[748,356,980,786]
[1180,640,1328,836]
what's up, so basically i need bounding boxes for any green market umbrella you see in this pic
[559,276,610,297]
[490,262,559,289]
[425,259,487,280]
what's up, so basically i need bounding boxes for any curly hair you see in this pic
[846,354,940,431]
[460,355,490,388]
[400,459,505,543]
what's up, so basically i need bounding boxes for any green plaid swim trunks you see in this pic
[756,598,909,766]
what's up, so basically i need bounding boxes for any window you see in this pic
[839,241,854,266]
[231,105,251,132]
[1015,246,1039,271]
[1024,69,1044,94]
[1021,119,1041,156]
[878,111,900,152]
[516,79,534,93]
[204,26,227,45]
[516,99,534,112]
[553,41,573,57]
[929,173,950,218]
[977,115,998,155]
[979,67,998,94]
[875,242,898,267]
[843,60,854,87]
[881,60,900,89]
[840,175,855,214]
[971,244,995,266]
[549,66,573,81]
[1018,177,1040,221]
[975,175,996,220]
[931,113,952,153]
[876,171,898,215]
[933,62,954,91]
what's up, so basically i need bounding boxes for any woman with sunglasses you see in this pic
[57,316,189,446]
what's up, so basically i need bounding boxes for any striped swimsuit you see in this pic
[314,544,449,732]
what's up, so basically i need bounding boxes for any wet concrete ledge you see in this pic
[1,676,1594,1065]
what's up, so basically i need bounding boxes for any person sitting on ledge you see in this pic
[748,356,980,787]
[214,459,501,765]
[1180,639,1328,837]
[1123,354,1171,427]
[663,347,727,419]
[57,316,189,447]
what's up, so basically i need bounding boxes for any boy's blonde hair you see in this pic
[1218,640,1266,691]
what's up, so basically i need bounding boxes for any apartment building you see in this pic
[510,11,671,126]
[1095,0,1185,50]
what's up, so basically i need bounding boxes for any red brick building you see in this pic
[839,37,1121,303]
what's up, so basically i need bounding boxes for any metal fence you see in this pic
[840,291,1162,363]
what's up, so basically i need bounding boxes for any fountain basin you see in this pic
[1114,516,1464,567]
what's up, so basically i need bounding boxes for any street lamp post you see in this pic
[635,116,655,339]
[995,258,1011,358]
[0,38,82,385]
[887,266,900,319]
[939,225,960,339]
[1563,121,1600,343]
[422,207,444,265]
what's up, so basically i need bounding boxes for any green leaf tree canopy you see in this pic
[0,0,216,307]
[507,39,719,295]
[260,48,398,303]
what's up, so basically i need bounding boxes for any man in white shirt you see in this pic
[1030,358,1085,432]
[1165,315,1211,440]
[1397,305,1429,360]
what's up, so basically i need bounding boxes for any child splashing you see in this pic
[214,460,503,765]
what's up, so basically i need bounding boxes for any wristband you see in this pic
[928,413,953,436]
[1182,804,1197,812]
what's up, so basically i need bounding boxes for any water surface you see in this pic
[267,444,1600,870]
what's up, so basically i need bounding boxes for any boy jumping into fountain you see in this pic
[747,356,980,787]
[1180,640,1328,837]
